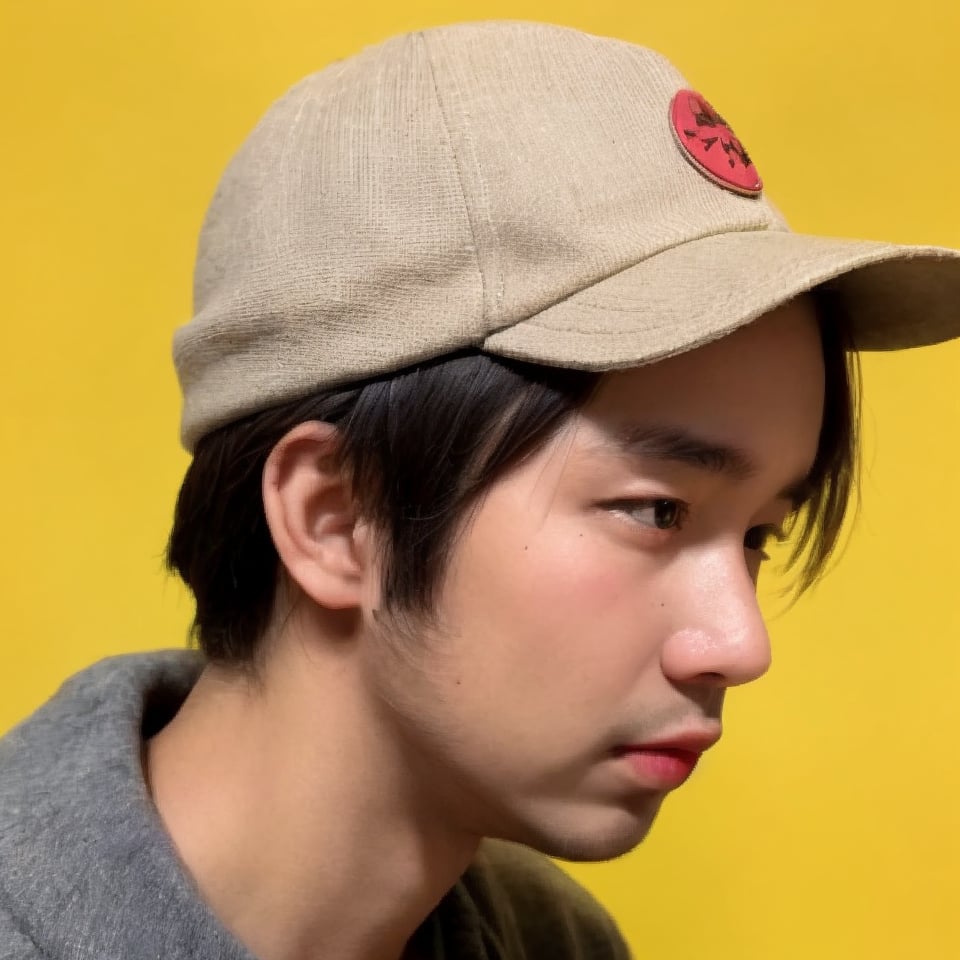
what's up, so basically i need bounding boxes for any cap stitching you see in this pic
[509,236,910,334]
[419,32,496,326]
[488,220,775,334]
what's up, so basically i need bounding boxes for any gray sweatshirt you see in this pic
[0,651,630,959]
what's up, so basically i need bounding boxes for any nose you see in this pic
[659,549,772,689]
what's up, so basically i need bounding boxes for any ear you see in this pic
[262,421,369,610]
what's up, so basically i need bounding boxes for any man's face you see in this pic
[361,298,825,861]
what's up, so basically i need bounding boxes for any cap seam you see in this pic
[507,237,917,336]
[494,219,778,332]
[419,31,497,327]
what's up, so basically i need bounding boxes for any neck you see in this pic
[144,627,479,960]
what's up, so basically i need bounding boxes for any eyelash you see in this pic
[612,498,689,531]
[608,499,784,560]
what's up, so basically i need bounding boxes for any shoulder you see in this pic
[460,840,631,959]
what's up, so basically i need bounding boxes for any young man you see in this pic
[2,20,959,960]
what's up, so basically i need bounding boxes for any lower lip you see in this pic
[618,748,701,788]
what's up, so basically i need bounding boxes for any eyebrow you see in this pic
[607,424,815,509]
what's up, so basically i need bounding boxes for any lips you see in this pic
[622,729,721,754]
[614,728,721,789]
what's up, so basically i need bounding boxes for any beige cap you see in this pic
[174,20,960,451]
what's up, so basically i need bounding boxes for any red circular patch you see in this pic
[670,90,762,197]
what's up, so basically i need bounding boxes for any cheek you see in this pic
[446,508,667,682]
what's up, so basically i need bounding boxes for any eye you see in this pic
[616,499,688,530]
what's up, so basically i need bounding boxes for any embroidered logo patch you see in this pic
[670,90,762,197]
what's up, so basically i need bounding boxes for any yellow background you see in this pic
[2,1,958,957]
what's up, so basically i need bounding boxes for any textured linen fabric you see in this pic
[0,652,631,960]
[173,20,960,451]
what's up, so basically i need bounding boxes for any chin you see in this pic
[498,794,665,863]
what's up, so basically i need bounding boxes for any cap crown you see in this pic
[175,21,782,446]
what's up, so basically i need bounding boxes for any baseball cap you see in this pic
[173,20,960,451]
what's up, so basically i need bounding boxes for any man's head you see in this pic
[168,293,843,857]
[166,22,960,856]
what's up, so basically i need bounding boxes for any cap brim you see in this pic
[483,230,960,367]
